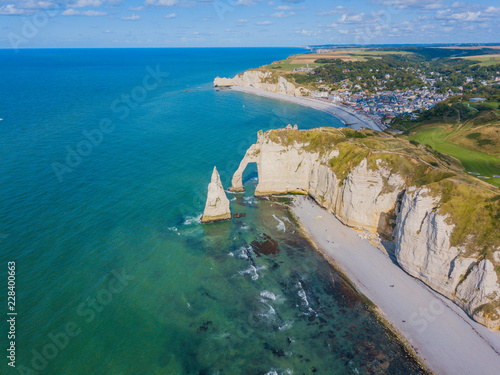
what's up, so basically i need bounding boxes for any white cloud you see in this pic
[68,0,103,8]
[317,6,346,16]
[484,6,500,15]
[0,4,25,14]
[145,0,178,6]
[271,11,295,18]
[62,8,107,15]
[165,12,176,18]
[437,10,481,21]
[373,0,444,10]
[334,9,391,25]
[338,13,366,24]
[296,28,313,36]
[129,6,144,11]
[435,7,498,23]
[233,0,258,6]
[121,14,140,20]
[23,1,57,9]
[424,3,442,9]
[256,20,272,25]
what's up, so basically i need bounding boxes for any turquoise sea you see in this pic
[0,48,425,374]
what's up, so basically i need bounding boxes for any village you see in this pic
[328,87,453,125]
[306,82,453,126]
[289,51,500,126]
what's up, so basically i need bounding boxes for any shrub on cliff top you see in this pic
[426,179,500,254]
[329,143,370,183]
[266,128,344,154]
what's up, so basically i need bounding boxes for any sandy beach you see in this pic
[291,195,500,375]
[230,86,383,131]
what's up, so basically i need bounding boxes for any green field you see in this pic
[261,50,415,72]
[460,55,500,67]
[409,127,500,187]
[469,101,500,116]
[261,62,322,72]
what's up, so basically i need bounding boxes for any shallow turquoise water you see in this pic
[0,48,425,374]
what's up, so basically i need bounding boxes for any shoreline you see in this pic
[290,195,500,375]
[228,86,383,131]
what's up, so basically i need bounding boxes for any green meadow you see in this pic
[409,127,500,187]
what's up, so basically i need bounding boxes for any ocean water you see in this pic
[0,48,426,375]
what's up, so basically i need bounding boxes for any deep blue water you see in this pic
[0,48,425,375]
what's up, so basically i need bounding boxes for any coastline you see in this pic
[290,195,500,375]
[228,86,383,131]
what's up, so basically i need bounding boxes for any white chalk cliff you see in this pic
[214,70,310,97]
[230,128,500,330]
[201,167,231,223]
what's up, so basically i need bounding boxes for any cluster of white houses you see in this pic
[308,86,453,123]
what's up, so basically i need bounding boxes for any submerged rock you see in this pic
[201,166,231,223]
[251,233,280,256]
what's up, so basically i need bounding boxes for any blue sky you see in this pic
[0,0,499,48]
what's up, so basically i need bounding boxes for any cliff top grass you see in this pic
[393,100,500,187]
[408,123,500,187]
[265,127,462,175]
[425,179,500,262]
[263,127,499,188]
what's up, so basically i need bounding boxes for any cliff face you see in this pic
[393,188,476,296]
[214,70,310,97]
[231,131,404,234]
[231,128,500,330]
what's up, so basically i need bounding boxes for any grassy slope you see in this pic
[460,55,500,67]
[408,127,500,186]
[395,101,500,187]
[260,49,413,74]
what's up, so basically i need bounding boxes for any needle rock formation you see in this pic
[201,167,231,223]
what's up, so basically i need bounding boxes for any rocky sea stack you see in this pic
[201,166,231,223]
